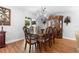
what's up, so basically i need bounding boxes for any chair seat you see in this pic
[27,39,37,44]
[37,38,49,43]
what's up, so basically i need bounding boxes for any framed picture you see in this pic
[0,6,11,25]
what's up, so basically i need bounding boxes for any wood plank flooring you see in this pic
[0,38,77,53]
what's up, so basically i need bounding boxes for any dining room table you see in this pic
[29,26,46,52]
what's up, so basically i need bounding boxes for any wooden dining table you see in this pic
[29,29,46,52]
[36,32,48,52]
[29,26,54,52]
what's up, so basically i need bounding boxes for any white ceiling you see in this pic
[11,6,79,18]
[16,6,74,11]
[16,6,72,13]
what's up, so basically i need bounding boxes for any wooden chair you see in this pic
[54,26,61,38]
[37,27,55,52]
[23,26,38,53]
[45,27,55,47]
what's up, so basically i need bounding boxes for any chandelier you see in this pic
[36,6,48,29]
[39,6,47,17]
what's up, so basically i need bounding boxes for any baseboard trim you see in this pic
[6,36,76,44]
[6,38,24,44]
[63,36,76,40]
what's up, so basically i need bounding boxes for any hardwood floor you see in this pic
[0,38,77,53]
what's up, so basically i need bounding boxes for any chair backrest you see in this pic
[46,27,53,35]
[29,26,35,33]
[23,26,30,36]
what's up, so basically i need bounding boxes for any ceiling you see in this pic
[17,6,72,13]
[10,6,79,18]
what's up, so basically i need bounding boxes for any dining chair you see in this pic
[23,26,38,53]
[45,27,55,47]
[54,26,62,38]
[37,27,55,52]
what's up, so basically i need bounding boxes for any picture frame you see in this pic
[0,6,11,25]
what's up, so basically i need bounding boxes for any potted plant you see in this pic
[25,20,30,28]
